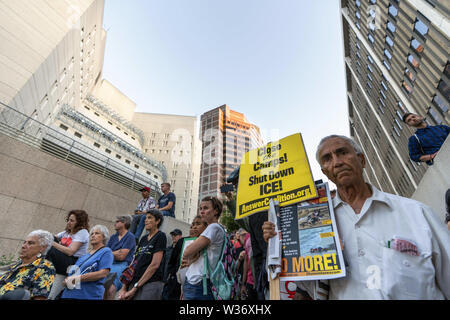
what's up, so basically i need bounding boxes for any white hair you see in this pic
[316,135,364,166]
[28,230,54,255]
[90,225,110,245]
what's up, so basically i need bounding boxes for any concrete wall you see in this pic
[412,137,450,223]
[0,132,189,259]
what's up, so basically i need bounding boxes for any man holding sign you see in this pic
[263,135,450,299]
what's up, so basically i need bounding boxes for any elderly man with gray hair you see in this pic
[104,215,136,300]
[263,134,450,299]
[0,230,55,300]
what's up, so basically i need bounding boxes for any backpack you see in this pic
[202,224,239,300]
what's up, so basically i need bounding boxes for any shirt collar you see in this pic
[332,183,393,211]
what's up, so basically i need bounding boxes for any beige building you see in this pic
[341,0,449,197]
[132,113,202,223]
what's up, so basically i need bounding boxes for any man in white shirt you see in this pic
[263,135,450,299]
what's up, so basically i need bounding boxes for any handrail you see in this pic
[0,102,163,195]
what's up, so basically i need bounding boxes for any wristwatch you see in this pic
[133,282,139,289]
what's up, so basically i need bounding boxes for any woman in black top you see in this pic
[117,209,167,300]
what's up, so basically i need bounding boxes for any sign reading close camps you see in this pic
[236,133,317,220]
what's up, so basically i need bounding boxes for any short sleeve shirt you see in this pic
[57,229,90,257]
[158,192,176,216]
[61,247,114,300]
[201,223,225,271]
[107,231,136,265]
[0,258,55,299]
[131,231,167,287]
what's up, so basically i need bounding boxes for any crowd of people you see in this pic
[0,134,449,300]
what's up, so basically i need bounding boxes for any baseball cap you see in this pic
[170,229,182,236]
[140,187,150,192]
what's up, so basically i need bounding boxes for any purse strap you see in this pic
[202,224,227,295]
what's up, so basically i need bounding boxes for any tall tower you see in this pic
[199,104,264,201]
[340,0,449,197]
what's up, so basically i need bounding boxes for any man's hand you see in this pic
[262,221,276,243]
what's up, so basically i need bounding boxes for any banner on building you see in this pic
[235,133,317,220]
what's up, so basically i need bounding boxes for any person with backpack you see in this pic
[182,196,237,300]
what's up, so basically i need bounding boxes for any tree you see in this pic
[220,205,240,233]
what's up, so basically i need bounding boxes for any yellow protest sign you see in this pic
[235,133,317,220]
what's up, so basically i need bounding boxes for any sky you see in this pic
[101,0,349,187]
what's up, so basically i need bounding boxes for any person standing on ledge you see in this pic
[403,112,449,165]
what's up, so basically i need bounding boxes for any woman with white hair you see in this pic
[60,225,113,300]
[0,230,56,300]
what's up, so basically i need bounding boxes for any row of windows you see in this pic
[352,0,449,124]
[83,105,137,141]
[59,123,160,180]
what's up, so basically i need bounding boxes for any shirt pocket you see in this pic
[381,247,434,299]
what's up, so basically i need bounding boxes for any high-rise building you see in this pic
[199,104,264,201]
[132,113,202,223]
[340,0,449,197]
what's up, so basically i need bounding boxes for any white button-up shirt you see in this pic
[328,184,450,300]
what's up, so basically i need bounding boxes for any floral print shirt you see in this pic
[0,258,55,299]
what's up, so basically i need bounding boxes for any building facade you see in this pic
[199,104,264,201]
[0,0,167,197]
[340,0,449,197]
[132,112,202,223]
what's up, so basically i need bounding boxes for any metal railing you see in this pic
[57,104,168,181]
[0,102,162,195]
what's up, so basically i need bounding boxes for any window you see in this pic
[355,11,361,20]
[414,18,429,37]
[444,61,450,78]
[405,67,416,82]
[59,124,68,131]
[388,5,398,18]
[387,21,396,33]
[381,80,388,91]
[432,94,449,113]
[93,142,100,148]
[393,126,401,137]
[384,49,392,60]
[368,55,374,64]
[397,101,407,113]
[368,65,373,73]
[394,118,403,130]
[437,80,450,101]
[427,107,443,124]
[368,73,373,82]
[408,54,420,69]
[380,89,387,100]
[125,159,131,164]
[410,38,424,54]
[368,34,375,44]
[116,154,122,159]
[74,132,82,138]
[105,149,111,154]
[385,35,394,48]
[383,60,391,70]
[402,81,413,94]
